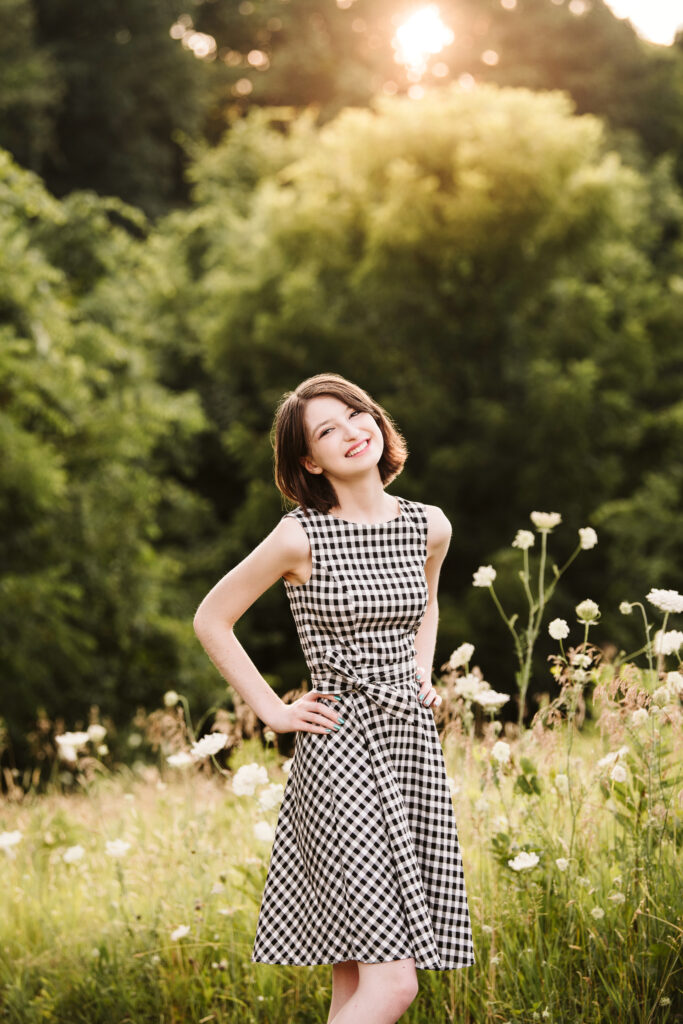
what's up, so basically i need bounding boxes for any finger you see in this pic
[308,709,342,727]
[298,716,337,734]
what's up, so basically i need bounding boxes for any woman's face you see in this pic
[300,394,384,480]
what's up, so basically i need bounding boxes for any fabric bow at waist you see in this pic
[311,646,417,721]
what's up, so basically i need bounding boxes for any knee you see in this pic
[384,974,419,1015]
[396,974,419,1008]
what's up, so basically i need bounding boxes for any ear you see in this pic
[300,455,323,475]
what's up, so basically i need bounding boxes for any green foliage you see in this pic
[151,86,682,687]
[0,150,211,764]
[513,757,542,797]
[2,82,683,756]
[28,0,206,215]
[0,0,63,171]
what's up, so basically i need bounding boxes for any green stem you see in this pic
[488,584,525,669]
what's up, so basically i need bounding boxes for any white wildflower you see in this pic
[646,589,683,614]
[653,630,683,657]
[97,744,109,756]
[448,642,475,669]
[508,851,539,871]
[530,511,562,531]
[263,729,277,744]
[57,744,78,763]
[167,751,194,768]
[210,882,225,895]
[608,891,626,903]
[454,673,488,701]
[481,923,493,933]
[512,529,535,550]
[0,830,22,854]
[190,732,227,760]
[576,599,600,624]
[63,844,85,864]
[570,652,592,669]
[619,601,633,615]
[472,689,510,711]
[55,731,90,748]
[258,783,285,811]
[472,565,496,587]
[666,671,683,695]
[590,906,605,919]
[554,773,569,796]
[490,953,502,965]
[490,740,511,764]
[281,757,293,774]
[597,745,629,769]
[555,857,569,872]
[87,724,107,744]
[127,733,143,748]
[170,924,190,941]
[163,690,180,707]
[652,683,676,707]
[105,839,131,859]
[631,708,648,726]
[232,762,269,796]
[578,527,598,550]
[610,764,627,783]
[253,821,275,842]
[548,618,569,640]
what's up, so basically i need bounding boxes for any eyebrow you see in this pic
[313,404,353,435]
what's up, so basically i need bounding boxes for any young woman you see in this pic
[193,373,475,1024]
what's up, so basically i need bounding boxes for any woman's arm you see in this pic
[193,516,311,730]
[414,505,452,708]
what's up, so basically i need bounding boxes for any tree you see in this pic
[30,0,207,215]
[146,86,682,703]
[0,149,209,768]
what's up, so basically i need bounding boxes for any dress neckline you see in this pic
[322,495,403,527]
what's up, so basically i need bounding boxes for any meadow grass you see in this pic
[0,709,680,1024]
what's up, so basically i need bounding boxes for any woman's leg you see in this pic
[327,960,360,1022]
[328,957,419,1024]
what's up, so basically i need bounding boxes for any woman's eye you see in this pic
[321,410,362,437]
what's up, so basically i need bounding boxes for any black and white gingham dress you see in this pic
[251,496,475,970]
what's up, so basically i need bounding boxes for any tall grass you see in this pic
[1,691,680,1024]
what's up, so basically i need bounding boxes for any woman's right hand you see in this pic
[268,691,344,735]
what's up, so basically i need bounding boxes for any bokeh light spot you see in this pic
[392,5,455,79]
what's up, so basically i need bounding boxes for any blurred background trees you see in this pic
[1,0,681,769]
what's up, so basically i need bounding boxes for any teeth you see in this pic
[346,439,369,457]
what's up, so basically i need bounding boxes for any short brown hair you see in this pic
[271,373,408,515]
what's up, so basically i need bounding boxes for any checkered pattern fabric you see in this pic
[250,496,475,970]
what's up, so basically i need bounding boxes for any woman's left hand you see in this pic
[416,666,442,709]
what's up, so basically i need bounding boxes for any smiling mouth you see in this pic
[346,438,370,457]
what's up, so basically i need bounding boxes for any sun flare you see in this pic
[392,5,455,78]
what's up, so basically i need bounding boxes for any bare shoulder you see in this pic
[423,503,452,559]
[273,513,313,585]
[276,513,311,562]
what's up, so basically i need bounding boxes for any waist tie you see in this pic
[311,646,417,721]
